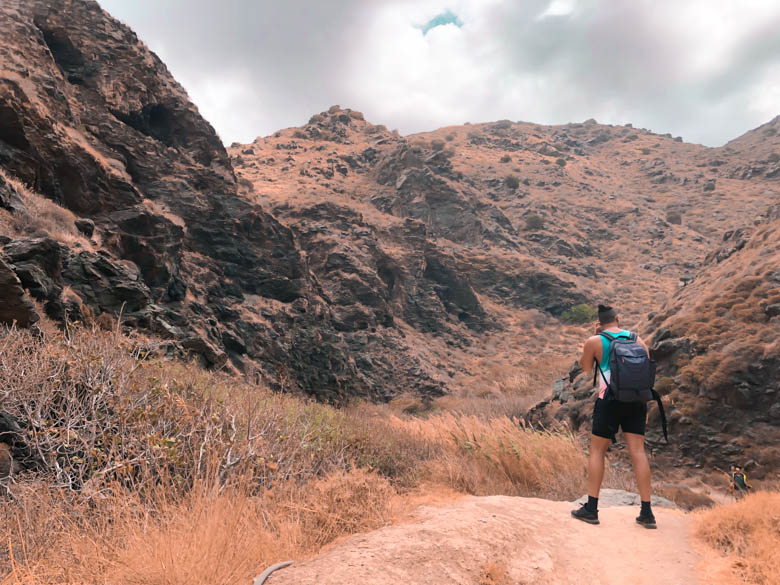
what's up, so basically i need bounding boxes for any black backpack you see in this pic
[594,332,668,442]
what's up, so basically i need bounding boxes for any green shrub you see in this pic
[505,175,520,190]
[562,304,598,324]
[431,139,445,151]
[524,214,545,230]
[445,133,456,142]
[666,210,682,225]
[655,376,675,395]
[500,154,511,163]
[555,157,566,167]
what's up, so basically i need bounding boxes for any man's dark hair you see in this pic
[598,304,618,325]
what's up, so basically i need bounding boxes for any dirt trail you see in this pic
[267,495,709,585]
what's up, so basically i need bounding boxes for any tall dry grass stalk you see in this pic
[695,491,780,585]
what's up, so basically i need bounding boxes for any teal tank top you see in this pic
[599,330,631,372]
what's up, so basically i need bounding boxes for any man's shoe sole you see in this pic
[636,518,657,529]
[571,511,600,525]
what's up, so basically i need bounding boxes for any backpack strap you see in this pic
[629,332,637,341]
[651,389,668,443]
[598,331,616,341]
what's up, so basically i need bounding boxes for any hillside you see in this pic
[530,203,780,476]
[228,107,778,400]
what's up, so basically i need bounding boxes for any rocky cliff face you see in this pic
[1,0,778,432]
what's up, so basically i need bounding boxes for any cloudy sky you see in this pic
[99,0,780,147]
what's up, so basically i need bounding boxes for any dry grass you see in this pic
[0,169,89,246]
[350,407,586,500]
[1,469,393,585]
[0,322,589,584]
[695,491,780,585]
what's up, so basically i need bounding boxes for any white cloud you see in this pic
[99,0,780,146]
[536,0,577,20]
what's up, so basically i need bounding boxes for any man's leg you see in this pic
[572,433,611,524]
[625,432,651,501]
[587,434,612,498]
[626,431,656,528]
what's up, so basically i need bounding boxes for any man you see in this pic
[571,304,657,528]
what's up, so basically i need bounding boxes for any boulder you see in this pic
[74,218,95,238]
[0,258,39,327]
[0,172,25,213]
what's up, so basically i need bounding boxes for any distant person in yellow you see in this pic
[571,304,658,529]
[727,466,752,499]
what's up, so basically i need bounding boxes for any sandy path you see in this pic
[267,495,704,585]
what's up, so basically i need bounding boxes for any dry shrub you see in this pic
[695,492,780,585]
[279,469,395,549]
[657,484,715,511]
[0,325,359,494]
[479,560,509,585]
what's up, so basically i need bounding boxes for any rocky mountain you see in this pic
[227,105,778,397]
[1,0,778,456]
[0,0,399,402]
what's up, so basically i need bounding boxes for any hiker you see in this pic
[727,466,752,499]
[571,304,665,529]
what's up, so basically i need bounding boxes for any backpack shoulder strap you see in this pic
[651,389,669,443]
[628,332,637,341]
[598,331,616,341]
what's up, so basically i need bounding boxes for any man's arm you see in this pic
[579,335,601,372]
[637,335,650,355]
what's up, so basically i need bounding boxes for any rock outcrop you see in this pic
[0,257,39,327]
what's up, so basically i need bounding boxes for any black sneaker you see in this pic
[636,513,657,529]
[571,504,599,525]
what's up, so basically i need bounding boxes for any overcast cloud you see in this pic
[98,0,780,147]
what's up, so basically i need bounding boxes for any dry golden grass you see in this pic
[0,322,588,584]
[351,408,586,500]
[695,492,780,585]
[0,169,89,246]
[1,469,394,585]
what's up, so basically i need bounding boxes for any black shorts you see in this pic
[592,398,647,439]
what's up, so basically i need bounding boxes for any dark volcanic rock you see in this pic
[4,237,64,318]
[0,256,39,327]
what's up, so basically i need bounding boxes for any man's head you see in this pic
[597,304,619,326]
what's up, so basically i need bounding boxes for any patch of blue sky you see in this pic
[419,10,463,35]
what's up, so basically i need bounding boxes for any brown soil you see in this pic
[267,495,708,585]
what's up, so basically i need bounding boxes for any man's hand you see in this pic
[593,321,603,335]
